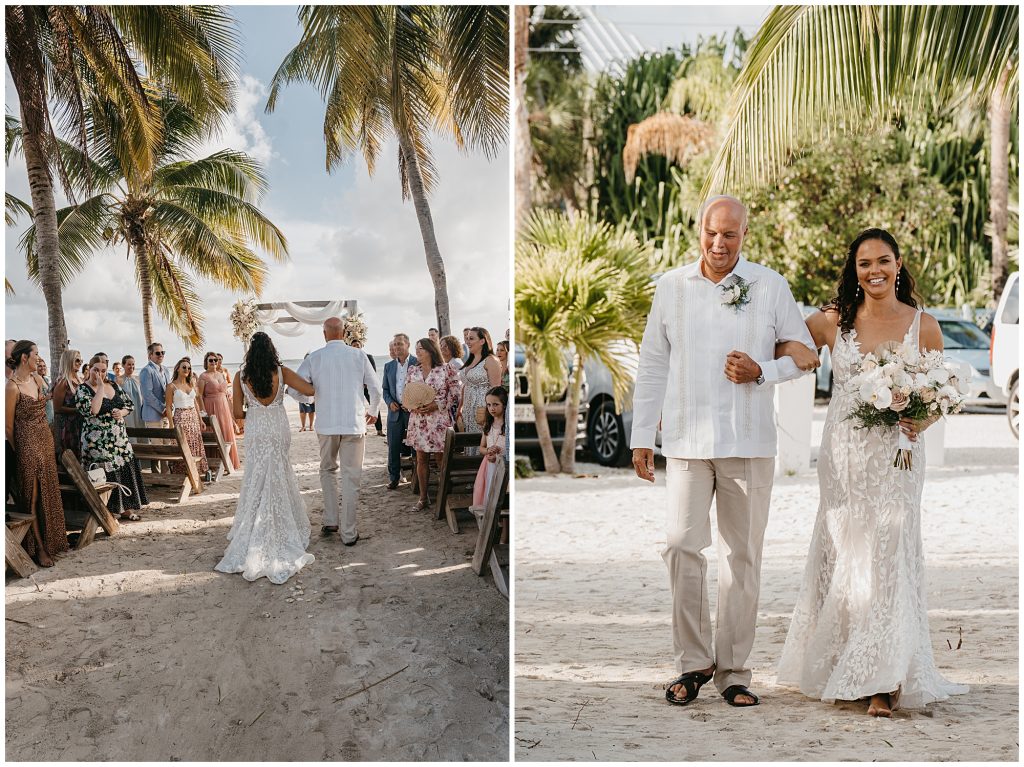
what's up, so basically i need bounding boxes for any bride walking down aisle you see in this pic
[215,332,316,584]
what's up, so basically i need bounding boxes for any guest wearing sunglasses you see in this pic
[52,348,85,459]
[166,357,210,482]
[139,342,172,472]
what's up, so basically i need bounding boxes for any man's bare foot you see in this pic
[867,693,892,717]
[667,665,714,702]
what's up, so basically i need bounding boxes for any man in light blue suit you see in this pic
[382,333,416,489]
[138,341,171,471]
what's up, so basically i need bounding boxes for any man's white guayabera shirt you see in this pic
[630,256,816,458]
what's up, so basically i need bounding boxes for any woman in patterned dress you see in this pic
[76,355,149,519]
[6,341,67,566]
[404,338,459,511]
[165,358,210,481]
[52,347,84,459]
[457,327,502,450]
[198,351,240,469]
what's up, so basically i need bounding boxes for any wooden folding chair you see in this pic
[59,450,119,549]
[471,459,509,598]
[436,428,487,533]
[201,415,234,481]
[126,424,203,502]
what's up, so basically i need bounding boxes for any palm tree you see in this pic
[15,96,287,349]
[516,210,654,473]
[4,5,238,371]
[706,5,1018,300]
[515,5,531,229]
[266,5,508,335]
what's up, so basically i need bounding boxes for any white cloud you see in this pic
[204,74,276,166]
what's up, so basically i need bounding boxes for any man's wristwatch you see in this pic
[755,367,765,386]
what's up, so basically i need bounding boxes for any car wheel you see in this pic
[588,399,627,466]
[1008,379,1019,439]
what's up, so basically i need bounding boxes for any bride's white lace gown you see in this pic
[215,368,314,584]
[777,310,968,708]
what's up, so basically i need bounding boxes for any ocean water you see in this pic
[223,355,388,376]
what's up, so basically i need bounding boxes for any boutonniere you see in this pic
[720,275,755,312]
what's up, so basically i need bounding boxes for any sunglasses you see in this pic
[154,351,165,356]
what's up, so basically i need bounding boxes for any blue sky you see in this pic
[4,6,510,364]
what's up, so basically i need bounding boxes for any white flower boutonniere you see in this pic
[720,275,755,312]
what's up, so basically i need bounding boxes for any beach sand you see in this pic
[6,403,509,762]
[514,408,1018,762]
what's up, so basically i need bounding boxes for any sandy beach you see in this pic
[6,403,509,762]
[514,408,1018,761]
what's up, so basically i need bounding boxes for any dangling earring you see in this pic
[895,272,901,294]
[856,284,862,298]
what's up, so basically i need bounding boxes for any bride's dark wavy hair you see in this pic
[242,332,281,399]
[828,228,917,333]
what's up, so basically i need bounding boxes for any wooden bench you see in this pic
[58,450,120,549]
[201,415,234,481]
[5,508,37,578]
[471,458,509,598]
[126,425,203,503]
[435,428,486,533]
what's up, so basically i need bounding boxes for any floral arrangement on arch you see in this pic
[344,313,368,346]
[230,299,262,343]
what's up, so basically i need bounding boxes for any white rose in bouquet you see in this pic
[889,388,910,412]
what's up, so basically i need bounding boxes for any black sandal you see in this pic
[722,685,760,707]
[665,669,714,705]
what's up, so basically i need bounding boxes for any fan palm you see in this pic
[15,95,287,349]
[516,210,654,473]
[266,5,508,335]
[5,4,238,369]
[706,5,1018,299]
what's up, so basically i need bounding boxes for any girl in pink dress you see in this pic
[472,386,507,507]
[404,338,459,511]
[198,352,240,469]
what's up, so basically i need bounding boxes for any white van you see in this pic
[990,271,1019,437]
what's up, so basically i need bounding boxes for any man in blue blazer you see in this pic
[138,341,171,471]
[382,333,415,489]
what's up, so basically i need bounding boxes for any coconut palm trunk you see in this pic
[526,349,560,473]
[558,351,584,471]
[990,65,1012,301]
[514,4,531,230]
[397,134,452,337]
[8,86,68,370]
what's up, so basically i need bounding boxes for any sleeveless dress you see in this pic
[75,382,149,514]
[777,310,969,709]
[14,390,68,557]
[215,368,314,584]
[56,381,82,459]
[472,421,504,507]
[200,372,240,469]
[169,384,209,476]
[460,359,491,450]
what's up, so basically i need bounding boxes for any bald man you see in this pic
[631,195,819,709]
[296,317,382,544]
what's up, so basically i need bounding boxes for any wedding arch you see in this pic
[231,299,361,348]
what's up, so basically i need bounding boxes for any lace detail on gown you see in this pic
[215,368,313,584]
[776,310,968,708]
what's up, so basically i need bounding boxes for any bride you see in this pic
[215,332,316,584]
[776,228,969,716]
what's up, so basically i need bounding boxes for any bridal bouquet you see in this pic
[846,341,970,470]
[230,299,261,343]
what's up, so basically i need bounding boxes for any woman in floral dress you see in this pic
[165,358,209,480]
[76,355,148,519]
[404,338,459,511]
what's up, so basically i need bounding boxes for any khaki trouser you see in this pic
[143,418,171,472]
[663,456,774,693]
[318,433,365,543]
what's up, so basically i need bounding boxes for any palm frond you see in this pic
[5,193,32,226]
[21,194,115,287]
[141,249,205,348]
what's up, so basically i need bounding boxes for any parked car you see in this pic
[513,345,587,456]
[990,271,1019,437]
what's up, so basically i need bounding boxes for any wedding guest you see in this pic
[76,354,149,520]
[165,357,210,482]
[472,386,507,507]
[37,356,54,424]
[4,340,15,380]
[6,340,67,566]
[94,352,116,382]
[80,362,89,377]
[217,353,242,436]
[462,327,472,360]
[496,340,510,390]
[139,342,171,471]
[198,351,240,469]
[351,340,383,437]
[383,333,415,489]
[297,353,316,432]
[404,338,459,511]
[428,327,440,345]
[458,327,502,448]
[439,335,464,371]
[52,348,85,459]
[117,355,145,433]
[112,361,123,380]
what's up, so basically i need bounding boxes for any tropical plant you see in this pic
[5,113,31,296]
[266,5,509,336]
[15,95,287,349]
[516,210,654,473]
[705,5,1018,301]
[4,4,238,371]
